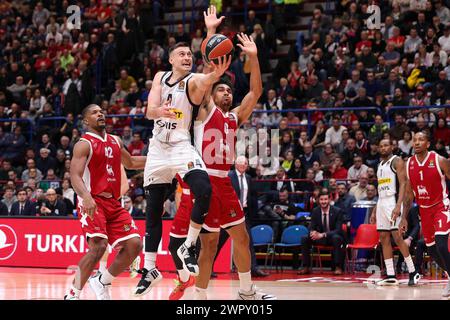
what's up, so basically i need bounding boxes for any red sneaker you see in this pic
[169,276,195,300]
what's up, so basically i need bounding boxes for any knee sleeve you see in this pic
[168,236,185,270]
[144,184,171,252]
[184,171,212,225]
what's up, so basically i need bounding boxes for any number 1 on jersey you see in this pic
[419,170,423,181]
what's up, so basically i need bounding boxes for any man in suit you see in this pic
[123,196,144,217]
[0,201,9,215]
[298,190,345,275]
[10,188,36,216]
[213,156,268,277]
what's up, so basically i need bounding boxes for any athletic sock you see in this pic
[385,258,395,276]
[238,271,253,292]
[99,261,107,274]
[178,268,190,283]
[69,285,81,297]
[194,286,207,300]
[404,255,416,273]
[184,225,201,247]
[100,269,114,285]
[144,252,157,270]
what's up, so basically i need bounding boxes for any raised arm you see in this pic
[70,140,97,218]
[204,5,224,38]
[146,71,176,120]
[232,33,262,126]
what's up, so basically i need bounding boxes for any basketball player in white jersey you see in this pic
[133,24,231,295]
[370,139,420,286]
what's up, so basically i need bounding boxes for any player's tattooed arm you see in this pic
[204,5,224,38]
[146,71,176,120]
[233,33,262,126]
[70,140,97,218]
[392,156,406,222]
[438,156,450,180]
[116,136,147,170]
[403,178,414,221]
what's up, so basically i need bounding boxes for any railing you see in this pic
[253,106,382,136]
[386,104,450,124]
[0,118,34,142]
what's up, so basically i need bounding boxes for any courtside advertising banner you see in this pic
[0,218,232,272]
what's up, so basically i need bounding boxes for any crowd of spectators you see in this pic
[0,0,449,244]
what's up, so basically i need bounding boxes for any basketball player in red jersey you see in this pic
[168,7,276,300]
[404,131,450,298]
[64,104,146,300]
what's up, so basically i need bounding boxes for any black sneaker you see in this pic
[408,271,421,286]
[177,243,199,276]
[376,275,399,286]
[132,267,163,297]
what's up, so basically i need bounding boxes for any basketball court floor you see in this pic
[0,267,448,300]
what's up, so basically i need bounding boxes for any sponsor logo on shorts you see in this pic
[229,209,237,218]
[123,224,130,232]
[187,161,194,169]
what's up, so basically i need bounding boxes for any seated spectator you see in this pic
[10,188,36,216]
[312,161,324,182]
[361,184,378,202]
[123,196,144,217]
[0,127,27,165]
[36,148,58,178]
[298,191,345,275]
[369,115,389,144]
[271,168,295,193]
[347,156,369,183]
[382,42,401,67]
[118,68,136,92]
[281,151,295,172]
[330,156,348,180]
[342,138,362,169]
[0,201,8,215]
[38,188,67,216]
[61,178,75,206]
[56,187,73,216]
[367,167,378,186]
[319,143,338,168]
[21,159,43,182]
[1,187,17,213]
[344,70,364,97]
[349,174,369,201]
[398,131,413,156]
[334,183,356,222]
[127,132,146,156]
[299,142,319,170]
[324,116,347,149]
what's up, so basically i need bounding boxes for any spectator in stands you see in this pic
[347,155,369,182]
[0,160,13,181]
[331,156,348,180]
[38,188,67,216]
[32,2,50,28]
[271,168,295,194]
[334,183,356,222]
[342,138,362,169]
[61,178,75,207]
[298,190,345,275]
[123,196,144,217]
[361,184,378,202]
[349,173,369,201]
[0,126,26,165]
[345,70,364,97]
[398,131,413,156]
[1,187,17,213]
[245,10,261,34]
[21,159,43,182]
[325,116,347,149]
[10,188,35,216]
[319,143,338,168]
[264,89,283,110]
[369,115,389,144]
[299,142,319,170]
[128,132,146,156]
[110,81,128,106]
[36,148,57,178]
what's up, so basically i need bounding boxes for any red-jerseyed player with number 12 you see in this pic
[64,104,146,300]
[404,131,450,299]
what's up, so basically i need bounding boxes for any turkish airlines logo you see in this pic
[0,225,18,260]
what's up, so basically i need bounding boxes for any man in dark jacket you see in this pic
[9,188,36,216]
[298,190,345,275]
[38,188,67,216]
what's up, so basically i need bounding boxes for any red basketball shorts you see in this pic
[419,199,450,246]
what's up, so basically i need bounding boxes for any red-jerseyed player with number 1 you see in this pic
[64,104,146,300]
[404,131,450,299]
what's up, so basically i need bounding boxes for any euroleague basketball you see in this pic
[201,34,234,64]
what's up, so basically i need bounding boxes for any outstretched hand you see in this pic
[210,55,232,78]
[203,5,224,31]
[237,33,258,57]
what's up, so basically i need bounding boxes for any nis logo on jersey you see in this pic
[156,108,183,130]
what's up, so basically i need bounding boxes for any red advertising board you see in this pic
[0,218,232,272]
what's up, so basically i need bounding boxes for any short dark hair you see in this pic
[319,190,329,197]
[169,42,190,55]
[212,75,234,92]
[417,130,431,141]
[16,188,26,194]
[81,104,99,119]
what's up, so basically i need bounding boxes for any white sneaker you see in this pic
[442,280,450,298]
[237,284,277,300]
[89,273,111,300]
[177,243,199,276]
[64,287,80,300]
[129,256,141,278]
[133,267,163,297]
[376,276,399,286]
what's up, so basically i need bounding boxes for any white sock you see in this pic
[178,268,190,283]
[194,287,207,300]
[184,225,201,247]
[238,271,253,292]
[385,258,395,276]
[144,252,157,270]
[99,261,107,274]
[404,255,416,273]
[100,269,114,285]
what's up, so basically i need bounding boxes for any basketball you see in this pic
[201,34,234,65]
